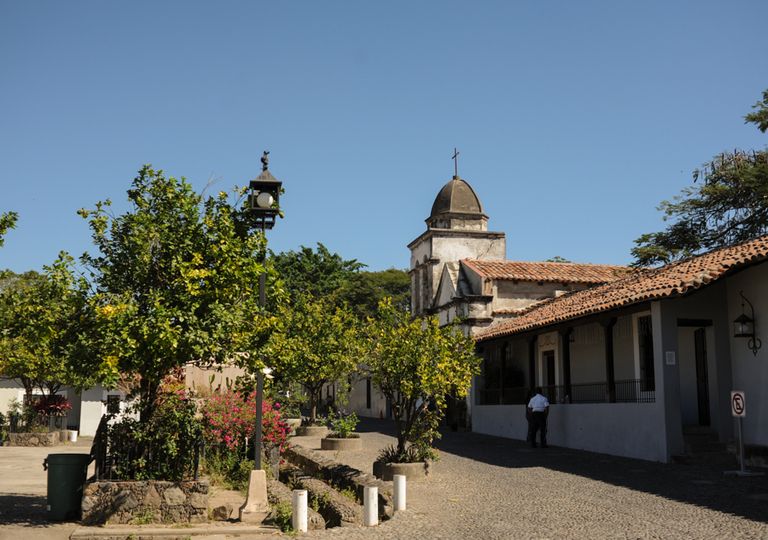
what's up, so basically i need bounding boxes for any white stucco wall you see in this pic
[0,381,24,415]
[569,340,605,384]
[727,263,768,447]
[341,378,388,420]
[473,401,668,462]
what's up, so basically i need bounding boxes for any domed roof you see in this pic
[430,175,484,217]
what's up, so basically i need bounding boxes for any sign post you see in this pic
[724,391,764,477]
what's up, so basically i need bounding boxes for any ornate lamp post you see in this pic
[249,151,282,471]
[239,151,283,524]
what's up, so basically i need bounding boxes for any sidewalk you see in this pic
[2,418,768,539]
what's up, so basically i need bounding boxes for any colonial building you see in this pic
[473,234,768,466]
[408,174,628,335]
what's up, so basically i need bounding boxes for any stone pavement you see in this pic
[2,418,768,539]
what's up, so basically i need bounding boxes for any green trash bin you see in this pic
[43,453,91,521]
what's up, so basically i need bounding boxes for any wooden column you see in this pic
[600,318,617,403]
[499,342,507,405]
[526,335,538,389]
[559,328,573,402]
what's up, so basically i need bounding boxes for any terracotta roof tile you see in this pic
[462,259,630,285]
[475,235,768,342]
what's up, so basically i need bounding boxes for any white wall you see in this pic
[0,380,24,415]
[727,263,768,447]
[473,401,668,462]
[341,378,388,420]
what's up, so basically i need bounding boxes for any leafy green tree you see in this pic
[270,243,366,302]
[745,88,768,134]
[0,212,18,247]
[261,294,362,424]
[365,300,480,460]
[73,166,270,417]
[0,256,94,398]
[334,268,411,319]
[632,89,768,266]
[0,269,42,294]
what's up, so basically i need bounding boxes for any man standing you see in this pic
[527,387,549,448]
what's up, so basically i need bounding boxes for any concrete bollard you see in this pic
[393,474,406,511]
[364,485,378,526]
[292,489,308,532]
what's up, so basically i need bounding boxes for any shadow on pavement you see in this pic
[0,493,68,526]
[356,416,768,525]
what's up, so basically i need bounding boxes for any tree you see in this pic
[0,212,18,247]
[270,243,366,302]
[0,256,94,398]
[261,294,362,424]
[73,166,270,417]
[632,89,768,266]
[745,88,768,134]
[334,268,411,319]
[365,300,480,460]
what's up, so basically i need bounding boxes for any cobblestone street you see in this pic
[294,417,768,540]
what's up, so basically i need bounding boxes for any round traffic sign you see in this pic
[731,391,746,417]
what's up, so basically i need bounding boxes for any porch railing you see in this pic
[479,378,655,405]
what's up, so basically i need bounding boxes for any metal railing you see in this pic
[91,416,203,482]
[479,379,655,405]
[9,412,68,433]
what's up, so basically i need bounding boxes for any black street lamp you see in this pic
[250,151,282,470]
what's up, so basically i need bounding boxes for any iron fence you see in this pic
[91,417,203,482]
[8,412,68,433]
[480,379,656,405]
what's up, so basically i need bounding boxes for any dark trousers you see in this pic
[528,411,547,447]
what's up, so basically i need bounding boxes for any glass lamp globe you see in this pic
[256,192,274,208]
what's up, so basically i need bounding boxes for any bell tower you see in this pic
[408,171,506,317]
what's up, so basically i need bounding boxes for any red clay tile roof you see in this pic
[462,259,630,284]
[475,235,768,342]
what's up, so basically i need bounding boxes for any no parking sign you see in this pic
[731,391,746,417]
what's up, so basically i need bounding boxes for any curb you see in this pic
[70,524,280,539]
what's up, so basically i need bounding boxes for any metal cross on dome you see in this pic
[452,148,460,177]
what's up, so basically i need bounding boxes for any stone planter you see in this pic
[8,431,61,447]
[373,460,434,481]
[294,425,329,437]
[285,418,302,435]
[320,436,362,451]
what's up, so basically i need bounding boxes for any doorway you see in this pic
[694,328,710,426]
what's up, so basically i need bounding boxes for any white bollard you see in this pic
[393,474,406,511]
[292,489,308,532]
[364,485,378,527]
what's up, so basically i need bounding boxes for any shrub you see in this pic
[200,390,291,488]
[325,409,359,438]
[105,391,202,481]
[200,390,291,453]
[33,395,72,416]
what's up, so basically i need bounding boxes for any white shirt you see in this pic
[528,394,550,412]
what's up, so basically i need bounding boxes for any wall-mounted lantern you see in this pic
[734,291,761,356]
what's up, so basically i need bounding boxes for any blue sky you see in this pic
[2,1,767,275]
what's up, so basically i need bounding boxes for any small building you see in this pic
[473,234,768,463]
[0,382,127,437]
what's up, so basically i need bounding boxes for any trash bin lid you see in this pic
[44,453,92,465]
